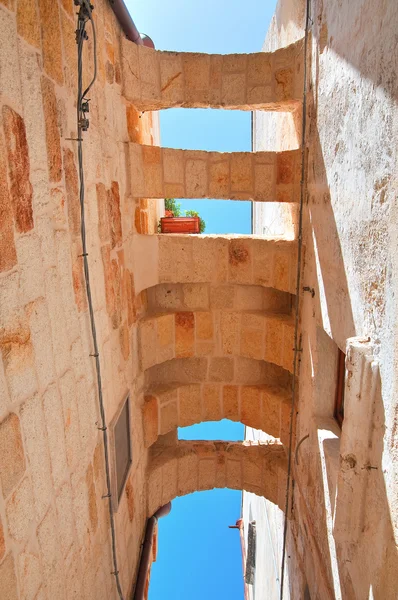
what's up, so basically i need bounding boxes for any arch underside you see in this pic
[146,440,288,517]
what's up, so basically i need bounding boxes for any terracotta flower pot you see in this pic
[160,216,200,234]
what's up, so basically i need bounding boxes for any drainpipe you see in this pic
[133,503,172,600]
[108,0,155,48]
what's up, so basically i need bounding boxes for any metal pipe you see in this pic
[108,0,155,48]
[133,503,172,600]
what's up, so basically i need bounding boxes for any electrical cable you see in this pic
[279,1,311,598]
[75,2,124,598]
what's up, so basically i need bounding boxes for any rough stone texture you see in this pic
[0,413,26,499]
[130,143,300,202]
[122,39,303,112]
[247,1,398,599]
[147,440,287,517]
[2,106,34,233]
[143,383,290,448]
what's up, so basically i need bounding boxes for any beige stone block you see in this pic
[220,311,240,355]
[228,239,253,284]
[210,54,223,85]
[179,384,201,427]
[156,314,174,348]
[59,370,82,471]
[143,146,164,198]
[226,459,242,490]
[241,327,264,360]
[15,234,45,304]
[222,385,239,421]
[254,162,274,200]
[195,311,213,341]
[202,384,221,422]
[221,73,246,106]
[198,459,216,491]
[142,396,159,448]
[0,553,18,600]
[262,387,282,437]
[162,456,178,505]
[0,11,22,109]
[235,286,263,310]
[209,357,234,382]
[17,548,42,600]
[243,455,263,490]
[185,159,207,198]
[37,507,65,599]
[248,53,272,85]
[38,0,63,84]
[210,285,234,309]
[183,284,209,310]
[275,68,293,102]
[234,357,264,385]
[241,386,262,430]
[20,394,53,521]
[139,318,157,371]
[147,466,162,518]
[196,341,215,356]
[0,412,26,498]
[175,312,195,358]
[183,53,210,91]
[230,153,253,193]
[177,452,198,497]
[209,157,230,198]
[42,385,68,489]
[160,52,184,104]
[264,317,284,367]
[6,476,35,542]
[138,45,160,86]
[274,250,292,292]
[223,54,247,73]
[252,239,274,288]
[159,235,194,284]
[28,300,55,392]
[191,237,228,283]
[44,268,72,376]
[129,144,145,198]
[247,85,273,106]
[160,402,178,435]
[121,37,141,103]
[55,482,76,558]
[163,148,184,185]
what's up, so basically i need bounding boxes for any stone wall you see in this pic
[0,1,159,598]
[246,0,398,599]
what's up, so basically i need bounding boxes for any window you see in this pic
[110,394,132,511]
[334,349,346,427]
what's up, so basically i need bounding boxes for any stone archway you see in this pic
[142,382,292,448]
[146,439,287,517]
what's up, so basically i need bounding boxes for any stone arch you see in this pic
[131,234,298,300]
[121,39,303,112]
[142,382,291,448]
[129,143,301,202]
[146,440,287,517]
[138,309,295,374]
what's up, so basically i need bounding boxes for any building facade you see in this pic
[0,0,396,599]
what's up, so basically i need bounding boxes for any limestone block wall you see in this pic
[131,234,298,296]
[142,384,291,448]
[0,1,160,598]
[146,440,288,517]
[137,310,295,373]
[130,143,301,202]
[244,1,398,599]
[121,38,304,112]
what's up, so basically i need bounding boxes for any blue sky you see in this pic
[126,0,277,597]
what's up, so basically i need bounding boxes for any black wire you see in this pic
[279,1,311,598]
[76,3,124,599]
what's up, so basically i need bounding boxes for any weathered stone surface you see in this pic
[38,0,64,84]
[0,135,17,272]
[41,76,62,182]
[0,553,18,600]
[0,413,26,499]
[17,0,41,48]
[63,148,80,237]
[2,106,34,233]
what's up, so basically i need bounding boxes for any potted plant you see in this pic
[159,199,206,234]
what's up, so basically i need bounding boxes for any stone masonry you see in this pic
[0,0,307,598]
